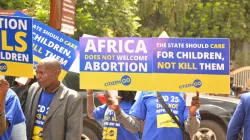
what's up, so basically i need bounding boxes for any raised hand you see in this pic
[105,91,122,115]
[188,91,200,116]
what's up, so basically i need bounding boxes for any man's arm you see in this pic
[107,91,147,133]
[0,95,7,136]
[66,96,83,140]
[184,92,201,136]
[116,109,142,133]
[0,111,7,136]
[86,90,96,119]
[226,95,245,140]
[116,107,200,135]
[0,80,10,136]
[184,116,200,136]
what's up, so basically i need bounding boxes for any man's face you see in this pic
[35,63,56,88]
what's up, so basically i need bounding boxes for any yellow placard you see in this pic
[0,16,34,78]
[80,72,154,91]
[153,73,230,94]
[0,60,34,78]
[79,38,230,94]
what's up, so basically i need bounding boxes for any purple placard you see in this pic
[80,38,153,73]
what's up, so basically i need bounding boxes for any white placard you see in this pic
[15,77,29,85]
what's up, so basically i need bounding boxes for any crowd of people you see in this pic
[1,57,249,140]
[0,57,201,140]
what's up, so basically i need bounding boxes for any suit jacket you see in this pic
[25,82,83,140]
[227,92,250,140]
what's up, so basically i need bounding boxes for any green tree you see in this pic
[0,0,27,9]
[0,0,50,23]
[74,0,141,38]
[136,0,198,37]
[0,0,140,39]
[183,0,250,59]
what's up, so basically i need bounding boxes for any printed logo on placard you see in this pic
[121,75,131,86]
[109,130,115,136]
[0,63,7,72]
[104,75,132,87]
[179,79,202,89]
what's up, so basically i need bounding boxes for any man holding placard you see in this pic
[106,91,200,140]
[79,37,230,139]
[87,89,140,140]
[0,14,33,140]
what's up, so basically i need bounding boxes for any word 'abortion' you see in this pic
[84,39,148,53]
[157,51,224,60]
[84,62,148,72]
[0,17,28,30]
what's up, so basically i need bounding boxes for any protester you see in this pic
[106,91,200,140]
[10,77,37,140]
[25,57,83,140]
[87,89,140,140]
[227,92,250,139]
[0,79,26,140]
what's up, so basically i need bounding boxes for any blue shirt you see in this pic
[130,91,200,140]
[93,100,140,140]
[0,89,26,140]
[227,92,250,140]
[32,90,56,140]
